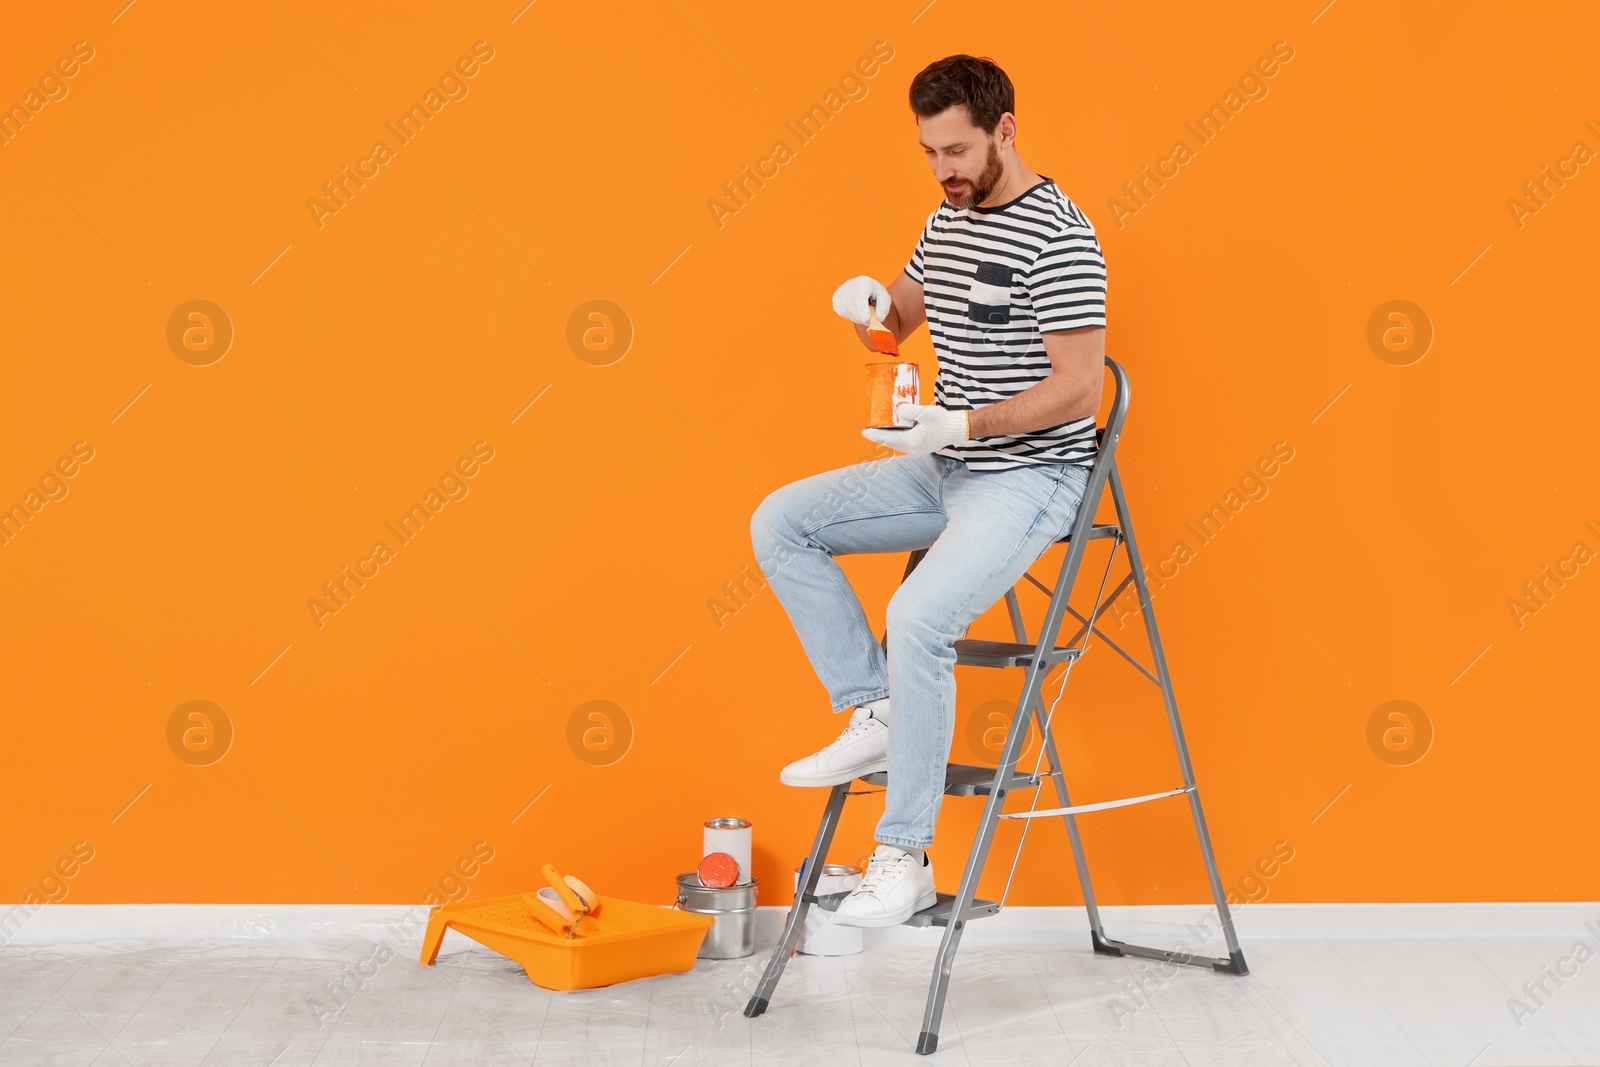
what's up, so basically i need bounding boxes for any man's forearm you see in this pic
[967,373,1097,438]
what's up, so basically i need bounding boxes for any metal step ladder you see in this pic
[743,356,1248,1056]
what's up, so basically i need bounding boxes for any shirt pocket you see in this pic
[965,261,1015,326]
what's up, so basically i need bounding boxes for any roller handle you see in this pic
[542,863,590,918]
[523,892,573,934]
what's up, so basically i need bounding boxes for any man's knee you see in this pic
[751,486,803,577]
[886,583,962,648]
[750,489,786,553]
[753,468,871,549]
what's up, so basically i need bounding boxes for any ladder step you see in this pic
[907,892,1000,927]
[1059,522,1123,544]
[858,762,1048,797]
[997,786,1190,820]
[954,639,1082,669]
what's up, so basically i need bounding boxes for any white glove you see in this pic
[832,276,891,325]
[862,403,970,455]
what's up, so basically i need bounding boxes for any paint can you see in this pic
[866,361,921,429]
[703,817,752,885]
[793,862,864,956]
[676,873,759,959]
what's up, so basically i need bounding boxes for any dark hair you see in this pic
[908,55,1014,134]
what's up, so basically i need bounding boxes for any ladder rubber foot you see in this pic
[743,996,768,1018]
[1213,949,1249,976]
[916,1031,939,1055]
[1090,930,1125,957]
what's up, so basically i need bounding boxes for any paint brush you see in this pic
[866,296,899,358]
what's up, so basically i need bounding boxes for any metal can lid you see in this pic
[677,870,759,889]
[794,863,863,876]
[704,817,751,830]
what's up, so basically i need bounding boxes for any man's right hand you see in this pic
[832,276,892,325]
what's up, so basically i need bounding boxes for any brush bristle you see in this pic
[868,328,899,356]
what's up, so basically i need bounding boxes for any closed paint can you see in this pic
[866,361,921,429]
[793,863,864,956]
[676,873,758,959]
[703,817,752,886]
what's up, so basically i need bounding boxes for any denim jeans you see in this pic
[750,451,1092,849]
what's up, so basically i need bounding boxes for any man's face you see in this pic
[918,105,1005,208]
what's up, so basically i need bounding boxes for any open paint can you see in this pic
[866,361,921,429]
[676,873,758,959]
[793,863,864,956]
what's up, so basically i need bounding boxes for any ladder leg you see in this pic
[745,782,850,1016]
[1002,590,1109,943]
[917,594,1076,1054]
[1109,463,1247,973]
[915,770,1002,1054]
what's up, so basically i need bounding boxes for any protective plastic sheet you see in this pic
[0,907,1063,1065]
[2,908,1589,1065]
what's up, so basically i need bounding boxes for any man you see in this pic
[750,54,1107,927]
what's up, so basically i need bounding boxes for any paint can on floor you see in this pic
[676,873,758,959]
[793,863,864,956]
[866,361,921,429]
[702,817,752,885]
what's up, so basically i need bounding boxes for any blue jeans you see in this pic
[750,450,1092,849]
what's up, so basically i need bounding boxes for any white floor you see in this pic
[2,907,1598,1066]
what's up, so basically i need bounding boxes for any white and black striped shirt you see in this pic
[904,177,1106,471]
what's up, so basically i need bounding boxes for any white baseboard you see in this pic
[5,902,1596,946]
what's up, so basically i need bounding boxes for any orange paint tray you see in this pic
[419,890,714,991]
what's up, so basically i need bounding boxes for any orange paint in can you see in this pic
[866,361,921,429]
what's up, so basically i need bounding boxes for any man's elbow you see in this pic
[1050,365,1102,423]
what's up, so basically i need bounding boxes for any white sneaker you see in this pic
[832,844,937,928]
[779,703,889,787]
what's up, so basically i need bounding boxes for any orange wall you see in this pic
[2,1,1595,911]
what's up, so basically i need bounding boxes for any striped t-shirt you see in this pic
[903,177,1107,472]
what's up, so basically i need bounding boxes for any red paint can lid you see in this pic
[697,852,740,887]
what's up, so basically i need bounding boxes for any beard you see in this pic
[946,141,1005,208]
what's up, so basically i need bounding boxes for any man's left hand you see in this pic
[862,403,970,455]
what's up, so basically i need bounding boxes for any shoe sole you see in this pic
[831,887,938,929]
[779,757,888,788]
